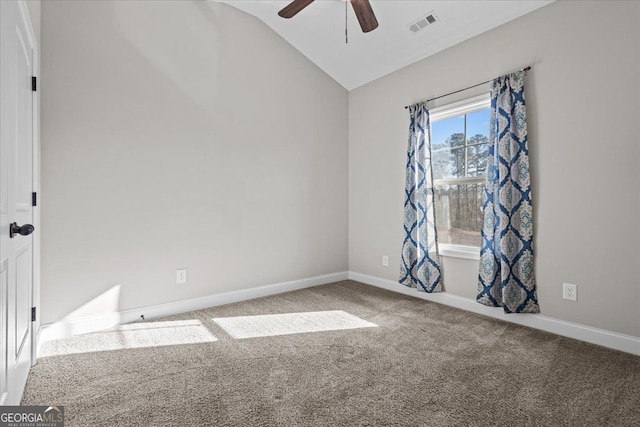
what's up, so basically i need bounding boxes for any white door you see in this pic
[0,0,37,406]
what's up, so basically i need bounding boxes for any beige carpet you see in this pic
[22,281,640,426]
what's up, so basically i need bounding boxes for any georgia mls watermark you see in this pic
[0,406,64,427]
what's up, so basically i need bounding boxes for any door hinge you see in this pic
[32,76,37,92]
[32,192,37,207]
[31,307,36,322]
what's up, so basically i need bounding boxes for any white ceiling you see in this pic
[218,0,553,90]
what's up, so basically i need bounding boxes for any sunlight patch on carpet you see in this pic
[40,320,218,357]
[212,310,378,339]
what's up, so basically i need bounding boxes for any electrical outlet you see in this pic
[176,269,187,284]
[563,283,577,301]
[382,256,389,267]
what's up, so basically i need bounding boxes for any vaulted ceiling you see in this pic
[219,0,553,90]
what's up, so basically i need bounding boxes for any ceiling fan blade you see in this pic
[350,0,379,33]
[278,0,315,19]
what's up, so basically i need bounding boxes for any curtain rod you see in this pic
[403,66,531,109]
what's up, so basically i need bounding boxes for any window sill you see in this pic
[439,244,480,261]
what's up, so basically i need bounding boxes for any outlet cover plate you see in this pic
[563,283,577,301]
[177,269,187,284]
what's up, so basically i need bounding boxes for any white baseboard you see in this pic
[349,271,640,356]
[40,271,349,343]
[39,270,640,357]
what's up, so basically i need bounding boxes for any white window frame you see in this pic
[430,94,491,261]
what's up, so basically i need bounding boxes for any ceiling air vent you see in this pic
[408,11,440,33]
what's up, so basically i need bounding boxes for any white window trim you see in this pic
[429,94,491,123]
[438,244,480,261]
[430,93,490,261]
[434,176,485,187]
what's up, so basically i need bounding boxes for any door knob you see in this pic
[9,222,34,239]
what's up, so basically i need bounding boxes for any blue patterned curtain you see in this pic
[400,102,442,293]
[477,71,539,313]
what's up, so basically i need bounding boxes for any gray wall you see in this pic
[349,1,640,337]
[41,1,348,324]
[41,0,640,338]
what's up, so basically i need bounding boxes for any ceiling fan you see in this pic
[278,0,379,33]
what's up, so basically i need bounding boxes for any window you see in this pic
[430,94,491,259]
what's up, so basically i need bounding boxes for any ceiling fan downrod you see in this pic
[345,0,348,44]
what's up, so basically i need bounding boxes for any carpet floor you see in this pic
[22,281,640,426]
